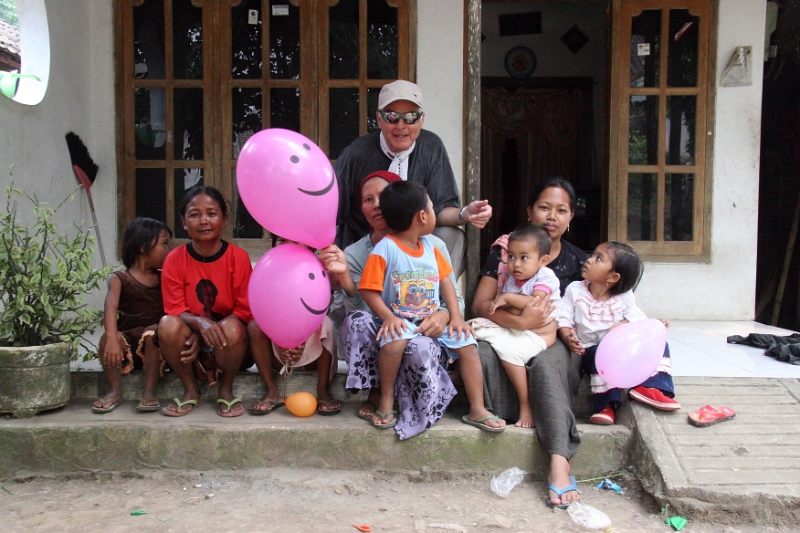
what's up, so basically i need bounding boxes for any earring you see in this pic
[567,224,570,232]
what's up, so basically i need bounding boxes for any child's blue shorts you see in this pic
[378,317,477,357]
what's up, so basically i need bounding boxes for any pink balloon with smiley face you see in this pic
[249,243,331,349]
[236,128,338,249]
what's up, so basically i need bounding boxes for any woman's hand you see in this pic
[415,310,449,338]
[559,327,584,355]
[448,316,476,342]
[376,315,407,343]
[180,332,201,364]
[319,245,348,276]
[462,200,493,229]
[196,317,228,348]
[102,336,125,368]
[520,294,556,327]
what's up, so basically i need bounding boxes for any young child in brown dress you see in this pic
[92,217,177,413]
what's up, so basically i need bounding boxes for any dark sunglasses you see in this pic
[378,109,424,125]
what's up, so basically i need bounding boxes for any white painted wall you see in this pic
[635,0,765,319]
[0,0,117,311]
[416,0,464,194]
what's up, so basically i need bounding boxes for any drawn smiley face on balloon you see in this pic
[249,243,332,349]
[236,128,338,249]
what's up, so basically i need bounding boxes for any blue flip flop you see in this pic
[546,476,579,509]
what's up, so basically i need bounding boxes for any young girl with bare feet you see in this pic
[557,241,679,428]
[92,217,174,414]
[470,224,559,427]
[158,185,254,418]
[247,235,340,416]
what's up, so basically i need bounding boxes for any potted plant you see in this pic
[0,183,110,417]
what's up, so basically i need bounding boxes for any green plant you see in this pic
[0,183,111,357]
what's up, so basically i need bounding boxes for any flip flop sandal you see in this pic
[217,397,245,418]
[136,399,160,413]
[371,409,398,429]
[92,399,123,414]
[161,397,202,417]
[249,398,285,416]
[688,405,736,427]
[546,476,579,509]
[357,400,377,421]
[317,400,342,416]
[461,414,505,433]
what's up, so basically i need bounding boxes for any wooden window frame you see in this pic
[608,0,716,262]
[114,0,416,258]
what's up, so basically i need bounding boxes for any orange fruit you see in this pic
[285,392,317,417]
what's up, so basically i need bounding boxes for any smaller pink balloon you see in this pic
[249,244,331,349]
[595,319,667,389]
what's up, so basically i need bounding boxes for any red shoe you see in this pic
[589,407,615,425]
[629,386,681,411]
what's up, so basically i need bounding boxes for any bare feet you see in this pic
[515,407,534,428]
[548,454,580,507]
[467,407,506,430]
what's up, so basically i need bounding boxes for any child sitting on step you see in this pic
[247,234,340,416]
[93,217,185,414]
[556,241,680,425]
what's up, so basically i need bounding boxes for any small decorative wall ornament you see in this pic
[561,24,589,54]
[504,46,537,78]
[720,46,752,87]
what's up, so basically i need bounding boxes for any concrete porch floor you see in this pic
[3,321,800,526]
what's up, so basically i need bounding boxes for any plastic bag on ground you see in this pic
[489,467,525,498]
[567,502,612,529]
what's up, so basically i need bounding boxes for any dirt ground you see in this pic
[0,468,781,533]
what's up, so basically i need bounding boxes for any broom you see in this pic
[65,132,107,267]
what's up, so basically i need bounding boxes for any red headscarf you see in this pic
[360,170,403,233]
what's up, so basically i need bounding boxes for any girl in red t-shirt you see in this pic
[159,185,254,418]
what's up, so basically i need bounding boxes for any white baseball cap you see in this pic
[378,80,424,110]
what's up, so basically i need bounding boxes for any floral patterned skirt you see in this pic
[342,310,457,440]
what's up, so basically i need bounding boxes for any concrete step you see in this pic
[0,400,632,480]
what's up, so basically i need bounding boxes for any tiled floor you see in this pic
[74,321,800,379]
[668,320,800,378]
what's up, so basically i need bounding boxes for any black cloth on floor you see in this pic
[727,332,800,365]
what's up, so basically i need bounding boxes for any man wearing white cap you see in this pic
[334,79,492,279]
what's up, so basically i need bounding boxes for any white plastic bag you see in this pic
[489,467,525,498]
[567,502,612,529]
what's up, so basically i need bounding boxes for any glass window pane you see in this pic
[232,88,262,159]
[133,0,165,80]
[367,1,398,79]
[667,9,699,87]
[134,87,166,160]
[367,87,380,132]
[329,88,359,159]
[231,0,262,79]
[174,88,203,160]
[665,173,693,241]
[135,168,166,223]
[173,0,203,79]
[628,173,657,241]
[270,87,300,131]
[329,0,359,79]
[270,0,300,79]
[630,9,660,88]
[173,169,204,238]
[666,95,696,166]
[233,168,264,239]
[629,96,658,165]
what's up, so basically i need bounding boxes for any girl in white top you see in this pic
[556,241,680,426]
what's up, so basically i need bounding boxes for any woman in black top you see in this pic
[472,178,587,508]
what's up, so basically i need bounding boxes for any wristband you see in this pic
[459,206,469,223]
